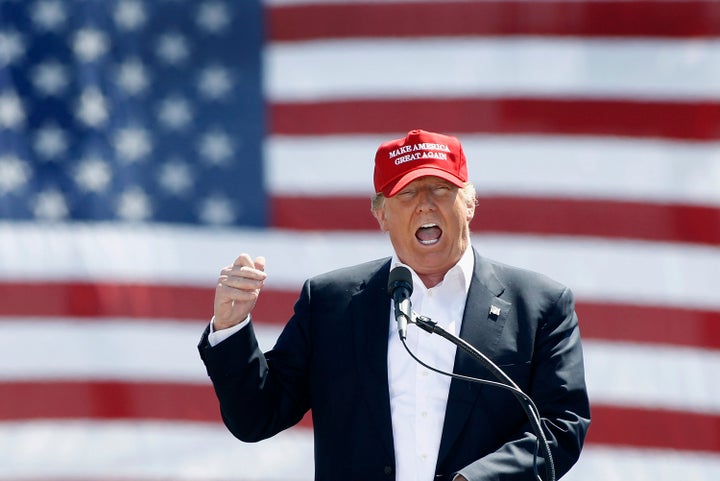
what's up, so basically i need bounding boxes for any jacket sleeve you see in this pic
[197,280,313,442]
[457,287,591,481]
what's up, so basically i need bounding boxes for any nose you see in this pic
[415,187,436,212]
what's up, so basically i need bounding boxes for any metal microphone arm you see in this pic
[410,313,556,481]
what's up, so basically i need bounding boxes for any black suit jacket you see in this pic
[199,248,591,480]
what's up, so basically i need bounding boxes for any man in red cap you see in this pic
[199,129,590,480]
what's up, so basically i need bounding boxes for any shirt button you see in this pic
[384,466,393,475]
[421,411,428,418]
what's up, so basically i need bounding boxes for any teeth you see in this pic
[420,223,437,228]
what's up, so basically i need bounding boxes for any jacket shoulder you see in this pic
[301,257,391,298]
[479,254,571,299]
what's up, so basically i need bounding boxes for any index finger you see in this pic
[254,256,266,272]
[232,253,255,268]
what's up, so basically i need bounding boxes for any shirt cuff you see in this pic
[208,315,251,346]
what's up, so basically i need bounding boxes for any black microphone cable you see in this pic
[400,314,555,481]
[387,265,555,481]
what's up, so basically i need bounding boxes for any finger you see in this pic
[220,264,264,280]
[225,264,267,281]
[254,256,266,272]
[219,274,264,290]
[226,254,267,281]
[232,253,254,268]
[216,283,261,303]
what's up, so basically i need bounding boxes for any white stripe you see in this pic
[476,235,720,310]
[1,421,720,481]
[0,319,282,382]
[266,134,720,205]
[266,38,720,101]
[1,223,719,310]
[564,446,720,481]
[2,320,719,415]
[265,134,378,196]
[0,420,314,480]
[584,341,720,414]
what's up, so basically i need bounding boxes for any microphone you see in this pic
[388,266,413,340]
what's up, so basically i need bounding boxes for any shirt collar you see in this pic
[390,244,474,294]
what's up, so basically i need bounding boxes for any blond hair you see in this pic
[371,182,477,212]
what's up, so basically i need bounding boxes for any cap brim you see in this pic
[381,167,466,197]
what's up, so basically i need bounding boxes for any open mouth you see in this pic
[415,223,442,245]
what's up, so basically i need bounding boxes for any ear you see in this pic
[466,198,476,222]
[372,206,389,232]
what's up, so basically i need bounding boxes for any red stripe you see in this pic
[268,1,720,40]
[0,282,295,323]
[1,284,719,350]
[1,381,718,453]
[270,195,720,246]
[0,282,213,320]
[0,381,220,423]
[270,98,720,141]
[588,405,720,454]
[0,281,294,323]
[0,381,313,427]
[577,302,720,350]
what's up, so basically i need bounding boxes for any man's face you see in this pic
[374,176,475,284]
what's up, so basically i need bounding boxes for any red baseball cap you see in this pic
[373,129,468,197]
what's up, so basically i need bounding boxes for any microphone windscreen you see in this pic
[388,266,413,297]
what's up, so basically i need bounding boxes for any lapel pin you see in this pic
[489,305,501,320]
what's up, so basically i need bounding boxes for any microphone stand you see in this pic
[410,313,556,481]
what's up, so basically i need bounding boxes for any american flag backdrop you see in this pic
[1,0,720,480]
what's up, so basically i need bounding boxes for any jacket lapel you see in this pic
[346,252,513,466]
[351,259,396,458]
[436,248,512,467]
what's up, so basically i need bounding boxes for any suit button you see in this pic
[384,466,393,475]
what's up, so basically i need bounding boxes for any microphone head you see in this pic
[388,265,413,297]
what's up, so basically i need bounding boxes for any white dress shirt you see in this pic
[208,247,474,480]
[387,248,474,481]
